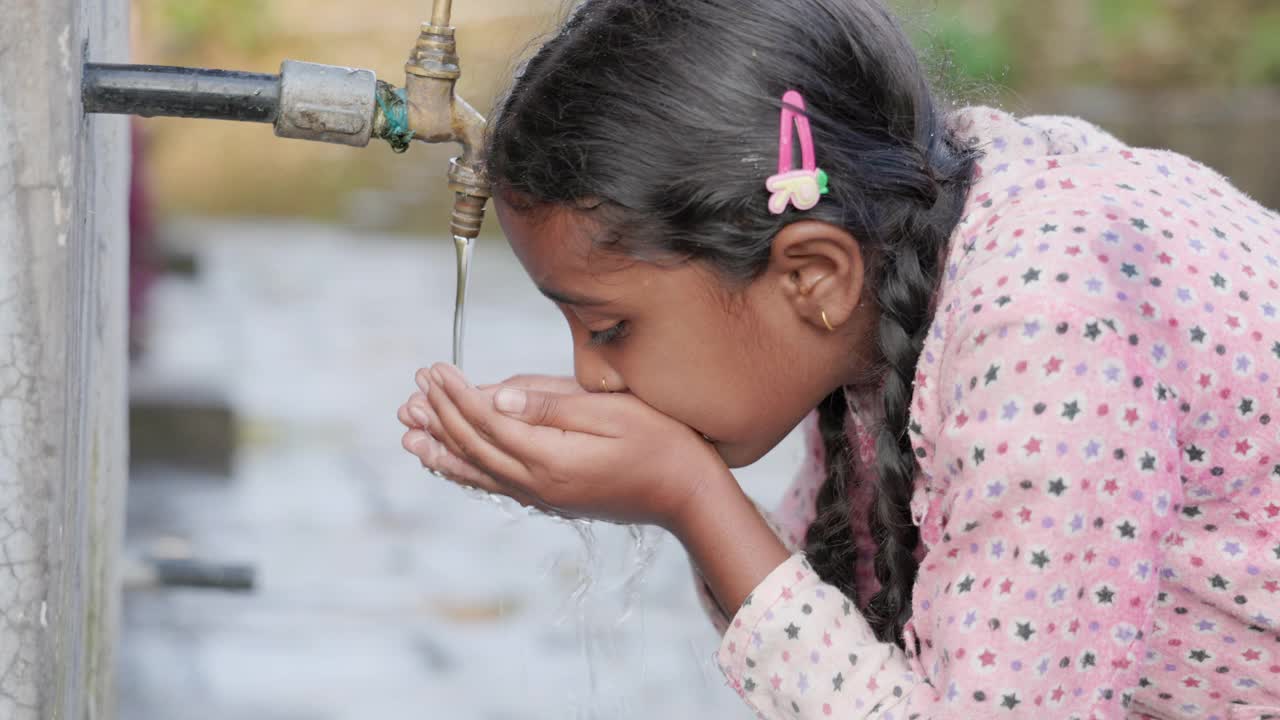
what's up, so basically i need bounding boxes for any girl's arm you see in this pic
[674,468,793,620]
[699,299,1181,719]
[689,414,826,632]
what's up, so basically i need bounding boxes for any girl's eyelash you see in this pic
[588,321,629,347]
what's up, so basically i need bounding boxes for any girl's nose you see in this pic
[573,349,625,394]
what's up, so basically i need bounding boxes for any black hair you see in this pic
[487,0,980,646]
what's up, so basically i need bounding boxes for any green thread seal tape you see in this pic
[376,82,414,154]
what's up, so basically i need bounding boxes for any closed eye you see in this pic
[588,321,629,347]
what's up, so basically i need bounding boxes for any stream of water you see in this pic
[451,234,475,369]
[451,233,668,717]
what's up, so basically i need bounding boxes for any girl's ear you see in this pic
[768,220,866,333]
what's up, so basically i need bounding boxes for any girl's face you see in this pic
[495,196,874,468]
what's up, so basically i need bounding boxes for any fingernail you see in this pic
[494,388,527,414]
[411,435,433,455]
[429,367,444,386]
[410,406,430,426]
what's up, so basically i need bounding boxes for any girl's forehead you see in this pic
[505,204,593,273]
[500,200,636,290]
[504,202,634,274]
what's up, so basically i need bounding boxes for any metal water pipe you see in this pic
[399,0,489,237]
[82,0,490,239]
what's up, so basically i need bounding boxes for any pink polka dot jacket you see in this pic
[696,108,1280,720]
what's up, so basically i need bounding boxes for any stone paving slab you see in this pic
[119,219,803,720]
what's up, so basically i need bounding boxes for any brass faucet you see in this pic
[82,0,490,238]
[80,1,491,364]
[375,0,490,239]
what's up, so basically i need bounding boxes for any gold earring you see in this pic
[601,376,610,393]
[821,309,835,332]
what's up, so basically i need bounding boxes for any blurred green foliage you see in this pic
[897,0,1280,91]
[1241,9,1280,84]
[1092,0,1159,37]
[144,0,274,54]
[916,10,1018,89]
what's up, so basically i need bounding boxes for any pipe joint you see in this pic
[275,60,377,147]
[406,25,461,81]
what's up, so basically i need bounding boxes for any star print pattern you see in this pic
[697,108,1280,719]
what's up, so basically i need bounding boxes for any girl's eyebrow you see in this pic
[537,285,611,307]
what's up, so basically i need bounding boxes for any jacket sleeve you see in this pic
[714,299,1182,719]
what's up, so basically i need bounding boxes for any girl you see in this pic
[397,1,1280,717]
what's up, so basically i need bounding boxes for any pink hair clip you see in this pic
[766,90,829,215]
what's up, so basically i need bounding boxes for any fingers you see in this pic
[402,367,439,429]
[433,365,630,508]
[433,379,566,472]
[479,374,585,395]
[424,367,582,396]
[412,362,615,476]
[491,385,623,436]
[402,429,545,510]
[407,395,432,425]
[404,366,555,512]
[402,428,449,471]
[427,368,531,483]
[400,390,433,428]
[398,402,416,429]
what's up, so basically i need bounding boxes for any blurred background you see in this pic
[129,0,1280,229]
[119,1,1280,719]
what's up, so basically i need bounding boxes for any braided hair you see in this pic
[487,0,980,645]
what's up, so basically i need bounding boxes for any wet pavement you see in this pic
[119,219,802,720]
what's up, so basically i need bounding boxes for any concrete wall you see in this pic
[0,1,129,718]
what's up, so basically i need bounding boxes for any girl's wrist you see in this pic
[662,460,742,538]
[669,465,791,616]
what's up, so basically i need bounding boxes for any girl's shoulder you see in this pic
[931,106,1140,337]
[948,105,1128,160]
[935,104,1279,338]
